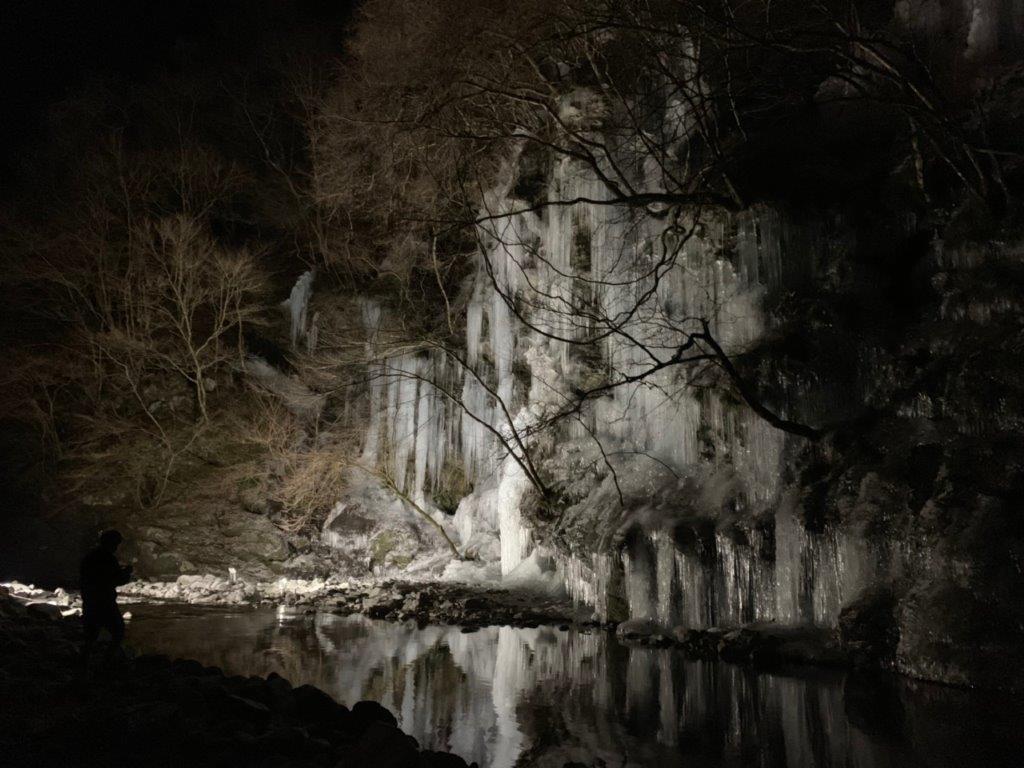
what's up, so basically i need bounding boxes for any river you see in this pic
[126,605,1022,768]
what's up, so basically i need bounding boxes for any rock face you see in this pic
[128,503,291,580]
[0,593,474,768]
[839,588,899,666]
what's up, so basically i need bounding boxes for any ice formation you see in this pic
[341,145,890,629]
[330,70,904,628]
[284,269,315,349]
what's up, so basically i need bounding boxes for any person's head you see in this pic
[98,529,123,552]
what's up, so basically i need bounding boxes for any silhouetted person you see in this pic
[80,529,132,665]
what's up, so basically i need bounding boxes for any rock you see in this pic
[350,721,419,768]
[352,699,398,729]
[673,627,717,657]
[135,653,171,668]
[256,725,308,752]
[224,694,272,728]
[718,629,761,663]
[293,683,345,724]
[264,672,294,713]
[418,751,471,767]
[839,587,899,665]
[616,619,660,640]
[896,578,1024,690]
[25,603,63,621]
[171,658,207,677]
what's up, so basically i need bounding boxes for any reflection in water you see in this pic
[127,607,1022,768]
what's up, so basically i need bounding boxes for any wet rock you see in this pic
[673,627,723,658]
[265,672,294,713]
[718,629,766,663]
[616,619,660,640]
[896,579,1024,691]
[839,587,899,665]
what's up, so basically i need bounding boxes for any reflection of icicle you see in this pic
[491,627,528,768]
[657,649,678,746]
[144,612,910,767]
[626,647,656,719]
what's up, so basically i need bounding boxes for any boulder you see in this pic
[293,684,345,725]
[349,721,419,768]
[352,699,398,729]
[418,752,472,768]
[25,602,63,621]
[224,694,272,728]
[896,579,1024,691]
[839,587,899,665]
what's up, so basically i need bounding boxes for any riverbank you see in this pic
[0,589,473,768]
[0,575,1003,691]
[0,576,923,683]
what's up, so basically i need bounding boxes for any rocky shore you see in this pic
[0,589,473,768]
[113,575,583,629]
[1,575,970,689]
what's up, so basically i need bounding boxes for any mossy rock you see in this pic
[390,555,413,569]
[431,459,473,515]
[369,531,399,568]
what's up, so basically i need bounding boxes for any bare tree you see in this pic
[300,0,1020,520]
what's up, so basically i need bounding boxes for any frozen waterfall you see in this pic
[351,152,878,630]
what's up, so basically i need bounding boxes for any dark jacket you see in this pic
[79,547,132,611]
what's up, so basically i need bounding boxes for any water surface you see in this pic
[127,606,1022,768]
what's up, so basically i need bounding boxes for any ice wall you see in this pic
[356,152,872,629]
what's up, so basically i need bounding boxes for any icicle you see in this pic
[285,269,315,348]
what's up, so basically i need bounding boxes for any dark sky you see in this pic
[0,0,353,182]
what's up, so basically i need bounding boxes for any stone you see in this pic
[349,721,419,768]
[171,658,207,677]
[265,674,295,713]
[224,694,272,728]
[256,725,308,752]
[418,751,471,768]
[25,602,63,620]
[352,699,398,729]
[839,587,899,664]
[293,683,344,724]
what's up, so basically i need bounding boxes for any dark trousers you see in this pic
[82,603,125,662]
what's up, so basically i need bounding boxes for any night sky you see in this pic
[0,0,353,189]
